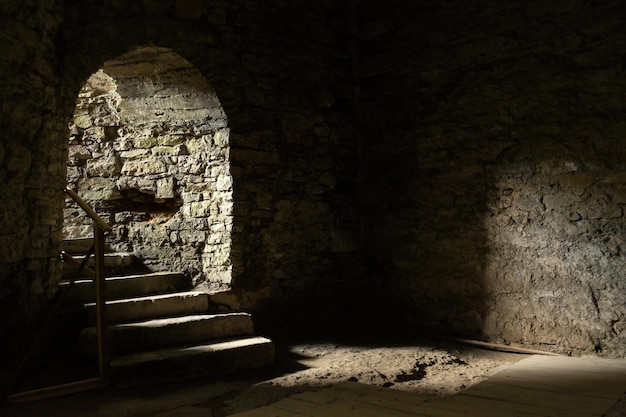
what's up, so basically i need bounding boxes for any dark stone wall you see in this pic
[0,0,360,374]
[359,0,626,355]
[0,0,68,363]
[60,3,360,325]
[2,0,626,377]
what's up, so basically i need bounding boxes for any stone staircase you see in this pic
[60,238,274,380]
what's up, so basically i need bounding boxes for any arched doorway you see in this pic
[64,46,233,291]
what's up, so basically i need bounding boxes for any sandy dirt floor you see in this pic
[2,338,528,417]
[214,340,527,416]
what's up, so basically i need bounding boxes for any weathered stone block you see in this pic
[213,129,229,147]
[189,200,218,218]
[152,145,187,156]
[157,135,186,146]
[156,177,176,199]
[121,158,167,175]
[115,211,150,224]
[86,154,121,177]
[134,137,159,148]
[580,192,622,219]
[216,174,232,191]
[68,145,91,160]
[74,114,93,129]
[120,149,150,159]
[184,138,206,154]
[202,246,230,265]
[82,126,106,141]
[542,193,574,211]
[78,178,120,201]
[218,200,233,216]
[178,155,206,174]
[137,178,157,194]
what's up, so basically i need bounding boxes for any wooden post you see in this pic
[66,187,112,233]
[5,378,105,404]
[5,187,114,402]
[94,222,109,379]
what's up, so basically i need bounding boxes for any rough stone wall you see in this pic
[0,0,69,363]
[359,1,626,355]
[6,0,625,371]
[57,1,360,317]
[65,48,234,288]
[0,0,360,367]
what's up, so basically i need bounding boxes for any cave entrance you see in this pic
[64,46,233,291]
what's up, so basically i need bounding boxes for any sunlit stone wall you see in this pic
[0,0,360,379]
[359,0,626,356]
[66,49,234,288]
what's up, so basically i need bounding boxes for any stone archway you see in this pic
[65,46,233,290]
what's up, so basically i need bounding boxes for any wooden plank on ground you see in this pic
[461,382,616,414]
[489,365,626,385]
[474,378,626,401]
[272,396,424,417]
[228,355,626,417]
[326,381,430,402]
[282,393,365,417]
[516,355,626,374]
[318,382,431,412]
[227,405,304,417]
[487,369,626,398]
[323,381,430,400]
[489,366,626,383]
[416,393,597,417]
[491,358,624,375]
[291,391,339,405]
[336,395,429,415]
[522,354,626,368]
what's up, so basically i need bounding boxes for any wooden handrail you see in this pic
[6,378,107,404]
[64,187,112,233]
[60,251,96,279]
[93,224,109,380]
[64,185,109,380]
[4,189,111,403]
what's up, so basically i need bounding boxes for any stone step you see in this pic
[62,237,113,254]
[110,336,275,379]
[80,312,254,356]
[62,271,191,303]
[84,291,210,324]
[61,252,136,278]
